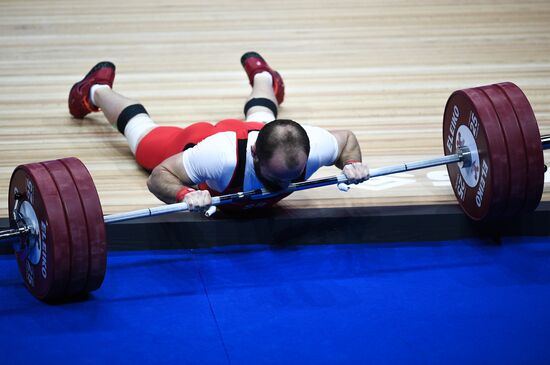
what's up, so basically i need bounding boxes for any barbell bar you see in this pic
[103,148,469,224]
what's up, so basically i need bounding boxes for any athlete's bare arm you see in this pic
[147,153,211,208]
[330,130,369,184]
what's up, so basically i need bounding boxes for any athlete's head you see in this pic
[252,119,310,191]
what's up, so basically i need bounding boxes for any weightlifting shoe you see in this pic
[240,52,285,105]
[68,61,116,118]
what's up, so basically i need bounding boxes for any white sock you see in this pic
[90,84,110,106]
[254,71,273,85]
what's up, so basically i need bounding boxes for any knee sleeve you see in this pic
[117,104,157,154]
[244,98,277,122]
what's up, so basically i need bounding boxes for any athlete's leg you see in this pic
[92,87,157,155]
[68,62,220,172]
[94,90,215,171]
[245,72,278,122]
[68,62,158,155]
[92,87,139,127]
[95,89,215,171]
[240,52,285,123]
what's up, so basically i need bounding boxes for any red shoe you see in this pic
[68,61,116,118]
[240,52,285,105]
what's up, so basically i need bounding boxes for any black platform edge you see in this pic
[1,202,549,254]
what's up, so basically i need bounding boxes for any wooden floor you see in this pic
[1,0,549,217]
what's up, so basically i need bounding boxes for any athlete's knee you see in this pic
[244,98,277,122]
[117,104,158,154]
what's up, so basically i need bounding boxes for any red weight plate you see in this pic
[60,158,107,292]
[496,82,545,212]
[477,85,527,217]
[8,163,71,301]
[41,160,90,296]
[443,88,509,220]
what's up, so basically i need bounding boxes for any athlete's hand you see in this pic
[342,161,370,184]
[184,190,212,211]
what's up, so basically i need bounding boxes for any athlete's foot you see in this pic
[68,61,116,118]
[241,52,285,105]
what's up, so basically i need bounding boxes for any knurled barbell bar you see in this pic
[0,81,547,302]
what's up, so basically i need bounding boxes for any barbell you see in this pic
[0,81,548,302]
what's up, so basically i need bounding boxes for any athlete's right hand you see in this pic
[183,190,212,212]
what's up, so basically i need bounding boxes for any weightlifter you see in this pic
[68,52,370,211]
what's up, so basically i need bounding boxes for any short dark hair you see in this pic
[255,119,310,168]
